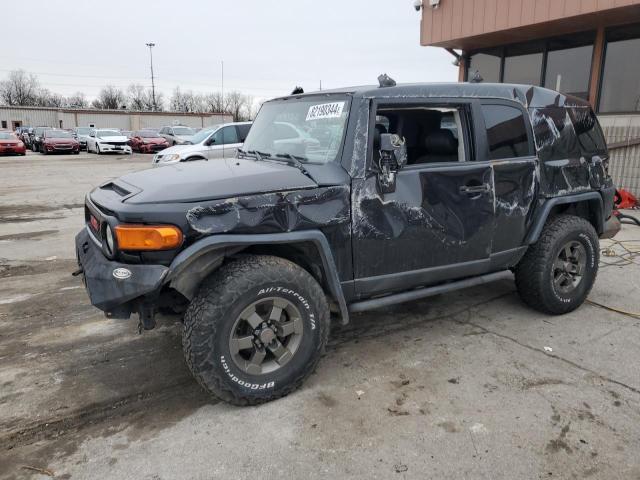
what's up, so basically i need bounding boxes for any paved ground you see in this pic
[1,151,639,480]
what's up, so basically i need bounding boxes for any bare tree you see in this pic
[94,85,126,110]
[202,92,227,113]
[0,70,40,106]
[66,92,88,108]
[126,84,162,111]
[36,89,66,107]
[170,87,203,113]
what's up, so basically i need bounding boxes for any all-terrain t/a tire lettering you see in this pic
[182,255,330,405]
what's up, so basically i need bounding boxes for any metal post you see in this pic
[146,42,157,111]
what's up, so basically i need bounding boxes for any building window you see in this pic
[468,50,501,83]
[545,34,594,100]
[481,104,530,160]
[503,53,543,86]
[599,24,640,113]
[1,121,6,129]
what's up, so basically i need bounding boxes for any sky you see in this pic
[1,0,458,104]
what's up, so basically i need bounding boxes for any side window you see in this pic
[481,104,531,160]
[222,126,239,144]
[569,107,607,155]
[237,124,251,142]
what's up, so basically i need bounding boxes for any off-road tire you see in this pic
[515,214,599,315]
[183,255,330,405]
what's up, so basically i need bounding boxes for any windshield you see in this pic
[46,130,73,138]
[76,128,91,135]
[191,128,216,144]
[0,132,15,140]
[242,96,351,164]
[172,127,195,136]
[97,130,121,137]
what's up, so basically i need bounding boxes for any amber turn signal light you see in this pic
[114,224,183,251]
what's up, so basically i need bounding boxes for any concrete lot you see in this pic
[1,151,639,480]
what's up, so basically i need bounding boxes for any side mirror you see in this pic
[377,133,407,194]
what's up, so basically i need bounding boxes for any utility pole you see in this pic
[146,42,156,111]
[221,60,225,119]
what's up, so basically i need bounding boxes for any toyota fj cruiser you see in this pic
[75,81,620,405]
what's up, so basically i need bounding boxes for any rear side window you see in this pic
[237,124,251,142]
[481,104,531,160]
[569,107,607,155]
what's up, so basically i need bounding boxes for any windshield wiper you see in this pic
[274,153,310,175]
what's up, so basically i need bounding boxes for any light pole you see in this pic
[145,42,157,111]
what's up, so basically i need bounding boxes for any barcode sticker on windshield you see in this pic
[306,102,345,121]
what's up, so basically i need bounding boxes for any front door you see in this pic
[206,125,241,159]
[352,101,495,297]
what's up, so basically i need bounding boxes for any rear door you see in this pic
[206,126,241,159]
[478,101,538,255]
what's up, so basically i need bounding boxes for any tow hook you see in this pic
[137,303,157,334]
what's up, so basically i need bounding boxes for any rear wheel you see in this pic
[515,215,599,315]
[183,255,330,405]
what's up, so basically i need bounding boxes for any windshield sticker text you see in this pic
[306,102,345,122]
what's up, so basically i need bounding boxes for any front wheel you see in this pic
[96,144,101,155]
[183,255,330,405]
[515,215,599,315]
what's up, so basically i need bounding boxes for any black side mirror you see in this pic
[377,133,407,194]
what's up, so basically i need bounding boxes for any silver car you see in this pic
[73,127,93,150]
[158,125,197,146]
[153,122,251,167]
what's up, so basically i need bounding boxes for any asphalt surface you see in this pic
[1,151,639,480]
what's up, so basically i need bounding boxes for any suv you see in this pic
[158,125,196,145]
[153,122,251,166]
[75,82,619,406]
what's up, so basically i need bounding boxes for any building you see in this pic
[0,105,232,132]
[420,0,640,196]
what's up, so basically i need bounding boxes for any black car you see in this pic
[75,81,619,405]
[30,126,52,152]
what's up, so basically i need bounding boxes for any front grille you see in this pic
[54,144,72,149]
[105,142,125,147]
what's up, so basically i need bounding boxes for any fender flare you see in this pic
[165,231,350,324]
[524,192,604,244]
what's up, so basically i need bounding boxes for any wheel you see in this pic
[515,215,599,315]
[183,255,330,405]
[41,145,47,155]
[96,144,101,155]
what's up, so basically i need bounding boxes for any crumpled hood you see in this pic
[114,157,318,204]
[97,135,128,143]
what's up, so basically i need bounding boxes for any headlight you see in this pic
[160,154,181,162]
[104,224,115,255]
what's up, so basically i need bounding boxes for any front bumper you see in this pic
[0,145,26,154]
[98,144,132,154]
[75,228,168,318]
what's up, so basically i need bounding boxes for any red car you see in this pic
[129,130,170,153]
[41,129,80,155]
[0,131,26,156]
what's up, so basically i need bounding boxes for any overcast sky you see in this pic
[1,0,457,103]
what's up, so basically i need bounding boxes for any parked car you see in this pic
[129,130,170,153]
[40,129,80,155]
[153,122,251,166]
[73,127,93,150]
[86,129,132,155]
[0,131,26,156]
[17,127,33,148]
[30,126,53,152]
[158,125,196,145]
[75,82,618,406]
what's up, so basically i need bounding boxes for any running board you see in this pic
[348,270,513,313]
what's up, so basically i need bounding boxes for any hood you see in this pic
[176,135,194,140]
[97,135,128,142]
[155,143,203,156]
[45,137,77,144]
[141,137,167,144]
[114,157,318,204]
[0,138,20,144]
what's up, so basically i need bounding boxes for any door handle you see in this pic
[459,183,490,195]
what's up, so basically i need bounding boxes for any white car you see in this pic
[153,122,251,167]
[86,129,132,155]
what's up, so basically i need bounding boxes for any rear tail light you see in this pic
[114,224,183,251]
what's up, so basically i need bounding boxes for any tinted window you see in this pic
[600,35,640,113]
[482,105,530,160]
[529,107,580,161]
[237,124,251,142]
[468,51,501,82]
[569,107,607,155]
[503,53,543,85]
[544,44,593,100]
[222,126,239,144]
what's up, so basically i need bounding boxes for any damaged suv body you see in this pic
[76,82,619,405]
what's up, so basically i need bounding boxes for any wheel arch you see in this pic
[165,231,350,324]
[524,192,604,245]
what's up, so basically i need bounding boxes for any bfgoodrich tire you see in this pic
[183,255,330,405]
[515,215,599,315]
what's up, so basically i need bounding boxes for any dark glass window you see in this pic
[481,105,530,160]
[503,53,543,85]
[468,51,501,83]
[600,25,640,113]
[569,107,607,155]
[544,45,593,100]
[529,107,581,161]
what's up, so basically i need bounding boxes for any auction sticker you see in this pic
[306,102,345,121]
